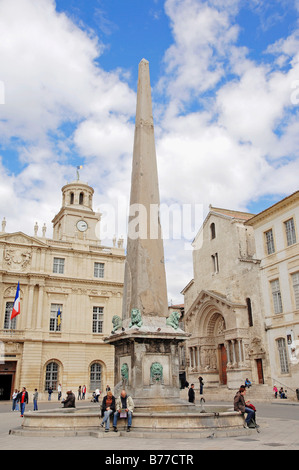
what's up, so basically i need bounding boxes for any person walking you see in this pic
[33,389,38,411]
[48,386,53,401]
[273,384,278,399]
[95,388,101,402]
[58,383,62,401]
[234,385,255,428]
[18,387,29,417]
[198,376,204,395]
[188,384,195,403]
[12,389,18,411]
[100,390,116,432]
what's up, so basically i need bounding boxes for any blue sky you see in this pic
[0,0,298,301]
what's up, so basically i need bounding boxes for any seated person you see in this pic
[113,389,134,432]
[62,390,76,408]
[100,391,116,432]
[245,378,252,388]
[234,386,255,428]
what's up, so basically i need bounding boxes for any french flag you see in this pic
[11,282,21,320]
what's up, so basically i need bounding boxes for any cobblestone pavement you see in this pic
[1,400,299,451]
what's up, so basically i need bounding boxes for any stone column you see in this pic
[237,339,243,365]
[197,347,200,371]
[26,285,34,329]
[231,339,237,366]
[225,341,231,366]
[36,284,44,329]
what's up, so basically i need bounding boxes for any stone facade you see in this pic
[0,180,125,401]
[245,191,299,392]
[183,207,271,390]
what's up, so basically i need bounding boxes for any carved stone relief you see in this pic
[4,248,31,271]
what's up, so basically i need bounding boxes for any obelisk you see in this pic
[122,58,169,325]
[106,59,189,401]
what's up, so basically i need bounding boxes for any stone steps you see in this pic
[180,384,281,403]
[119,427,253,439]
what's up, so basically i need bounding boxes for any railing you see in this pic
[271,377,297,396]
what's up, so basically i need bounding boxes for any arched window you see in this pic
[45,362,59,391]
[79,192,84,205]
[90,363,102,391]
[210,223,216,240]
[277,338,289,374]
[70,192,74,205]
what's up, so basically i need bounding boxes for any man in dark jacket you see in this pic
[18,387,29,417]
[62,390,76,408]
[188,384,195,403]
[234,386,255,427]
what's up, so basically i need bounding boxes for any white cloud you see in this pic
[0,0,135,231]
[159,0,240,112]
[0,0,134,144]
[0,0,299,304]
[157,0,299,209]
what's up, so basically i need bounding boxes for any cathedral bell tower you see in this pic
[52,180,101,243]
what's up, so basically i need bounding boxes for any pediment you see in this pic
[186,289,245,320]
[0,232,48,247]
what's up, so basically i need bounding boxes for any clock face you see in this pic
[77,220,88,232]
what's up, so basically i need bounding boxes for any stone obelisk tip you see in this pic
[122,57,169,322]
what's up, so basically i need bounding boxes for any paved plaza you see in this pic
[1,399,299,451]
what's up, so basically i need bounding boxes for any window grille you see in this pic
[271,279,283,314]
[93,307,104,333]
[265,229,275,255]
[292,272,299,310]
[90,363,102,391]
[45,362,58,391]
[277,338,289,374]
[94,262,105,278]
[285,218,297,246]
[53,258,65,274]
[4,302,16,330]
[50,304,62,332]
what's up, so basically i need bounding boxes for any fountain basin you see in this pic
[16,403,245,438]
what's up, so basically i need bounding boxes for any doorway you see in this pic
[0,374,13,400]
[219,344,227,385]
[256,359,264,384]
[0,362,16,400]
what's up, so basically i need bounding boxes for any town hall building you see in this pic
[0,179,125,401]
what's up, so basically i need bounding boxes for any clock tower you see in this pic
[52,180,101,243]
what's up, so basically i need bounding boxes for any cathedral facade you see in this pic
[183,193,299,397]
[183,207,270,390]
[0,180,125,401]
